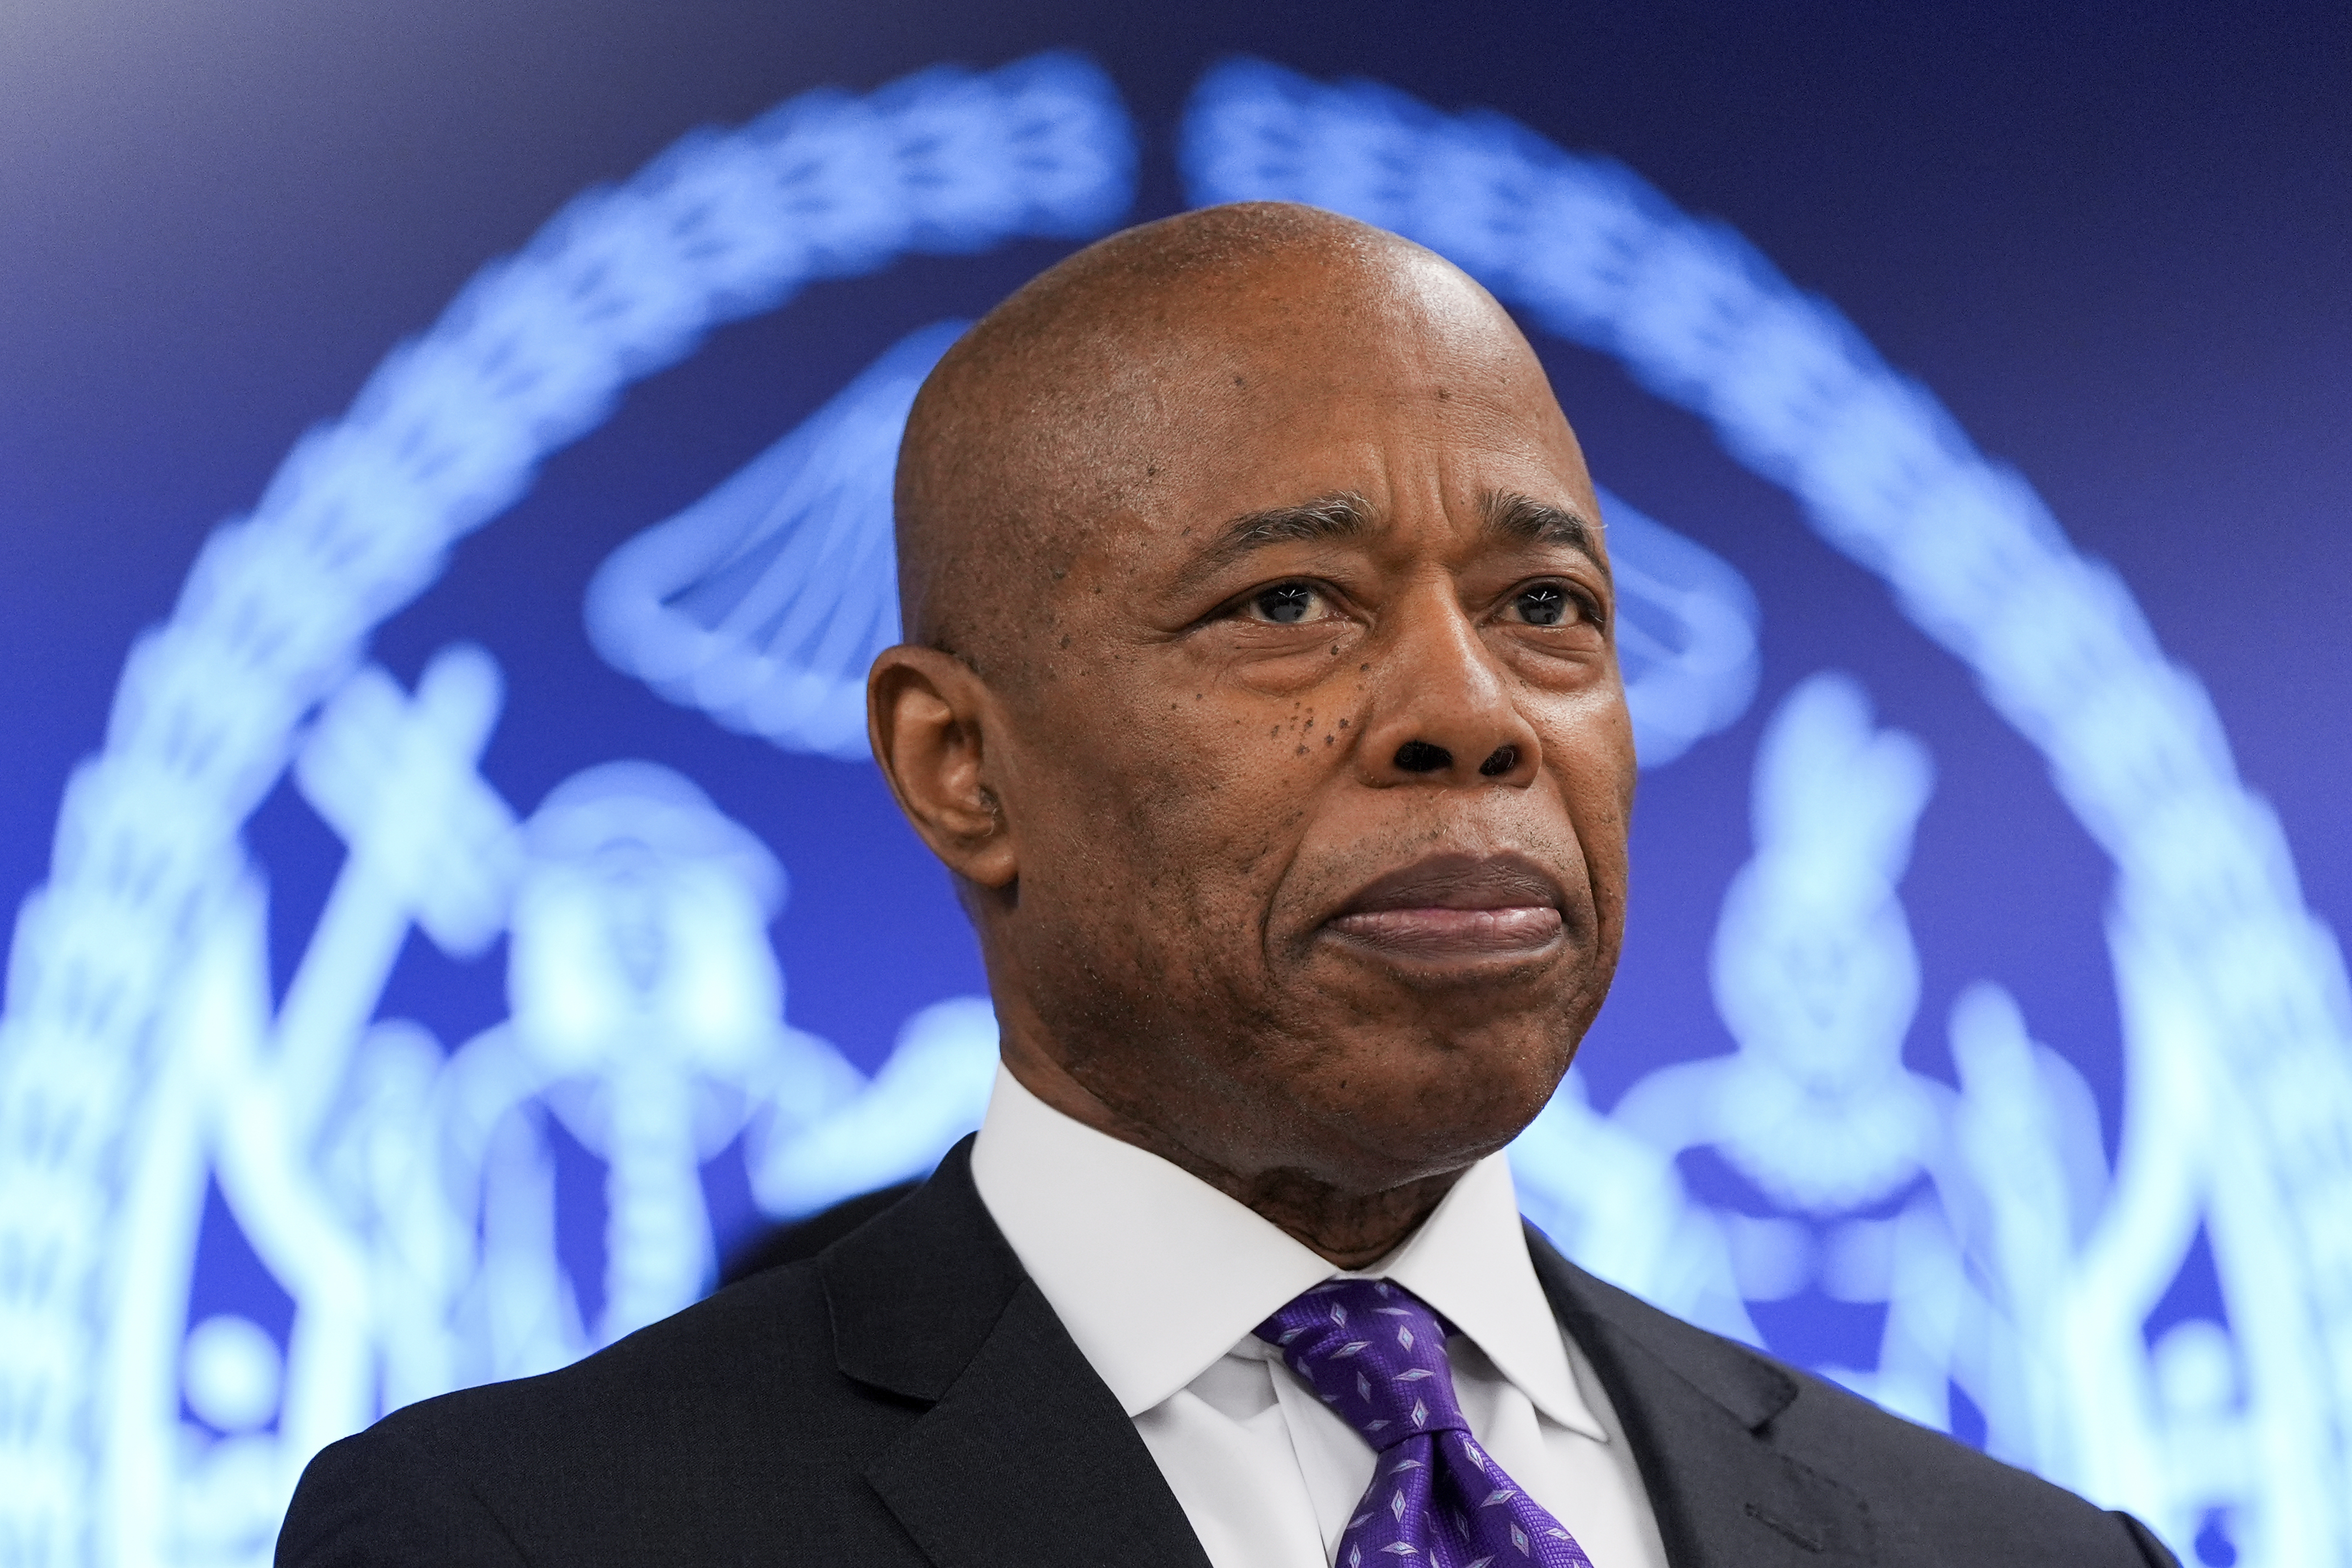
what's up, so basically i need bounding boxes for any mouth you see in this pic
[1321,851,1566,966]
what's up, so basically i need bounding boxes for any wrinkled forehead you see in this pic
[1093,265,1592,509]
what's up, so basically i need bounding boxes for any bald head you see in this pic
[894,201,1574,680]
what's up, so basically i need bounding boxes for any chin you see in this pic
[1312,951,1607,1044]
[1278,1023,1573,1182]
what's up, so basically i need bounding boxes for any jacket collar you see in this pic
[820,1140,1873,1568]
[822,1138,1214,1568]
[1527,1228,1876,1566]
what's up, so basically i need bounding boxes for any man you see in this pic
[280,202,2176,1566]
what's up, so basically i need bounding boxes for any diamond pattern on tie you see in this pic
[1255,1279,1597,1568]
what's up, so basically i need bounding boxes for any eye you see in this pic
[1507,583,1581,627]
[1244,581,1329,625]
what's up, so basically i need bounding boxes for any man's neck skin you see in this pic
[1001,1036,1470,1270]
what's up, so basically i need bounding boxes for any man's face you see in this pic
[986,258,1637,1197]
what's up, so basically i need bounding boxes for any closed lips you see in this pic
[1325,853,1565,959]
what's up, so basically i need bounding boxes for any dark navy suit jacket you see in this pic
[278,1139,2178,1567]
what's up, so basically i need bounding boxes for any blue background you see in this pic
[0,1,2345,1554]
[6,0,2345,1080]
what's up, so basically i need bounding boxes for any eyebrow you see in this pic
[1193,491,1376,575]
[1482,490,1607,580]
[1185,487,1607,582]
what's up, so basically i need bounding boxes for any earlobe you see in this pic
[867,645,1019,888]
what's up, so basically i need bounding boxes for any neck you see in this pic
[1001,1037,1468,1269]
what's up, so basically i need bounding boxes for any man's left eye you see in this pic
[1247,582,1327,624]
[1510,584,1576,626]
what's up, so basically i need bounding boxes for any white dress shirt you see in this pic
[970,1068,1668,1568]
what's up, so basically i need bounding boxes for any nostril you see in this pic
[1393,740,1452,774]
[1478,745,1518,777]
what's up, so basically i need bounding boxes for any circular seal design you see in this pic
[0,50,2344,1568]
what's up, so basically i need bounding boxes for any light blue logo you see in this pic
[1,50,2344,1568]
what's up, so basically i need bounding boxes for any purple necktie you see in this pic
[1255,1279,1597,1568]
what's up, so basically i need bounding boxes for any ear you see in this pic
[867,644,1019,890]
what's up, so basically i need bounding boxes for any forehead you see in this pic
[1108,281,1596,543]
[920,242,1602,631]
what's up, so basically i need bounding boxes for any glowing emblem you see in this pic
[586,320,971,760]
[0,48,2343,1568]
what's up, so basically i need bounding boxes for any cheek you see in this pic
[1130,714,1330,907]
[1544,698,1637,912]
[1027,680,1336,938]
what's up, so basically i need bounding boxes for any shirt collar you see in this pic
[968,1066,1606,1441]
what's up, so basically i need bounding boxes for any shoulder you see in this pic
[379,1253,851,1449]
[1758,1357,2174,1564]
[280,1150,1027,1565]
[1528,1236,2178,1567]
[278,1258,916,1564]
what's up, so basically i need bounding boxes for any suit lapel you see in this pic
[1527,1231,1875,1567]
[823,1140,1212,1568]
[820,1141,1872,1568]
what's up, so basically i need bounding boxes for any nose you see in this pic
[1359,590,1542,788]
[1390,739,1523,776]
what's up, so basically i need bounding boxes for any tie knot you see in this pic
[1254,1278,1466,1449]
